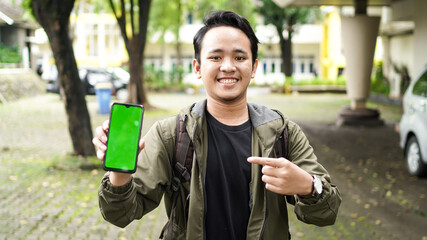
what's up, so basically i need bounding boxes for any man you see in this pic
[93,10,341,240]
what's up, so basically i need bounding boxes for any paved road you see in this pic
[0,93,426,239]
[294,121,427,240]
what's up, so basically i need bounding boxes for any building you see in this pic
[36,3,323,86]
[0,0,39,70]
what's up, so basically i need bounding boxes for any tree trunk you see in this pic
[117,0,151,105]
[31,0,95,156]
[127,39,148,104]
[276,25,293,77]
[175,0,183,84]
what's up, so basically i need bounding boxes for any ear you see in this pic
[251,59,259,78]
[193,59,202,79]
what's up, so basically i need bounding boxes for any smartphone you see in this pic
[103,102,144,173]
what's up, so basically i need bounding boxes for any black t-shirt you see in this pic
[205,111,252,240]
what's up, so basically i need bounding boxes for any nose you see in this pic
[220,58,236,72]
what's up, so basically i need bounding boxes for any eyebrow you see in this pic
[207,48,249,55]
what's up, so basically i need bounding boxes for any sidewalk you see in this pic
[0,92,425,239]
[294,121,427,239]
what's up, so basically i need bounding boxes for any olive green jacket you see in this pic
[98,99,341,239]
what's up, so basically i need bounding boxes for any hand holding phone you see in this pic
[103,103,144,173]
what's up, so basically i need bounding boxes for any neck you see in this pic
[206,97,249,126]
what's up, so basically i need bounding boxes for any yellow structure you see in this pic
[70,12,128,68]
[320,8,346,80]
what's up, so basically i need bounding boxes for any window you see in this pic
[301,62,305,73]
[87,24,98,56]
[413,70,427,97]
[105,24,119,55]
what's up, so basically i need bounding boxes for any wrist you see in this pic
[109,171,132,186]
[297,174,314,198]
[298,175,323,198]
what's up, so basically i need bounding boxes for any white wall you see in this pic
[388,35,413,97]
[413,0,427,77]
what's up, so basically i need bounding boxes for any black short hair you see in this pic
[193,10,259,66]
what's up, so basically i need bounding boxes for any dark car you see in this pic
[46,67,128,100]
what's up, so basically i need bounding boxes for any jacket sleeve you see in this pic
[286,121,342,226]
[98,118,175,228]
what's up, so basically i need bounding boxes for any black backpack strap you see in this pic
[274,125,295,205]
[174,114,193,183]
[160,114,194,239]
[274,125,289,159]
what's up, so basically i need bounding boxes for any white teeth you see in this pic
[219,79,237,84]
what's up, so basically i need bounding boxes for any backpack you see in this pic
[160,113,290,239]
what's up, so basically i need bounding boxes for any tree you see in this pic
[149,0,186,84]
[30,0,95,157]
[108,0,151,105]
[257,0,321,77]
[148,0,255,85]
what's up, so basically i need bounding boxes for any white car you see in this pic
[399,67,427,177]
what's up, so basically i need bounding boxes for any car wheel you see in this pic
[405,136,427,177]
[116,88,128,102]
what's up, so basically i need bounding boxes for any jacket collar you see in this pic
[185,99,287,155]
[189,99,285,128]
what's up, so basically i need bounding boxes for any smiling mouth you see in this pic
[218,78,238,84]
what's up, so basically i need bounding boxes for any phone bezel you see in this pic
[103,102,144,173]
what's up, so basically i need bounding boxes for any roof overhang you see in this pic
[0,11,14,25]
[273,0,400,7]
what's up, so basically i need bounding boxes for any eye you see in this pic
[209,56,221,61]
[235,56,246,61]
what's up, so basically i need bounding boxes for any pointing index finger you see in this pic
[247,157,286,168]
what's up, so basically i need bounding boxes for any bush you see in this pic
[0,44,22,67]
[371,61,390,95]
[144,65,190,92]
[293,77,346,86]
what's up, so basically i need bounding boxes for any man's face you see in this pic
[193,26,258,104]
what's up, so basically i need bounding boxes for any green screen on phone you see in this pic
[104,103,144,173]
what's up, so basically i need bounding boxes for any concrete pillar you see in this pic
[337,15,384,126]
[341,15,380,109]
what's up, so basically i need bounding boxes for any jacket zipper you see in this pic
[259,131,282,239]
[259,192,269,240]
[190,119,207,240]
